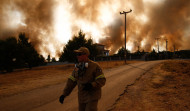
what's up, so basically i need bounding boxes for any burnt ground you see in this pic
[111,60,190,111]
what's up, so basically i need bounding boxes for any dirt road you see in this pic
[0,60,162,111]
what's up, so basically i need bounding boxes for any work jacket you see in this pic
[63,59,106,103]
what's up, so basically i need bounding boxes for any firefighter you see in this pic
[59,47,106,111]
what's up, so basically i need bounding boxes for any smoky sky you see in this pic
[0,0,190,57]
[100,0,190,53]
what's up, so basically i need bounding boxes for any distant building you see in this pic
[95,44,109,56]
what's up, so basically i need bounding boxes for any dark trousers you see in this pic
[79,100,98,111]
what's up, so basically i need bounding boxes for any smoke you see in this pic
[143,0,190,51]
[100,17,124,54]
[0,0,190,57]
[100,0,190,53]
[0,0,58,57]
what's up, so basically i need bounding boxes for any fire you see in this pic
[143,0,165,4]
[76,20,102,43]
[0,0,189,58]
[126,41,133,52]
[53,1,72,44]
[80,0,87,6]
[98,3,115,26]
[138,14,148,24]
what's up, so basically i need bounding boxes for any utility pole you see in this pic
[155,37,160,53]
[165,39,168,51]
[165,38,168,59]
[120,9,132,64]
[138,46,140,52]
[173,45,176,55]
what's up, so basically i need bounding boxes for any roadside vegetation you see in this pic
[111,60,190,111]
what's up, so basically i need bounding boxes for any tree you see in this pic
[85,38,98,59]
[52,57,56,62]
[146,48,158,60]
[17,33,45,68]
[59,30,98,62]
[151,48,156,54]
[117,46,130,57]
[38,55,46,65]
[0,37,18,72]
[0,33,46,72]
[47,54,51,62]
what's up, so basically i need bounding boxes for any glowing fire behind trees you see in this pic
[0,0,190,58]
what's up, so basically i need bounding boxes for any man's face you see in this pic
[76,53,88,62]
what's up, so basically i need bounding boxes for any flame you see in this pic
[0,0,189,58]
[139,14,148,24]
[53,0,72,44]
[80,0,87,6]
[143,0,165,4]
[98,3,115,26]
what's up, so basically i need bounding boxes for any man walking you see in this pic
[59,47,106,111]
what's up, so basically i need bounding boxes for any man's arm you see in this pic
[91,64,106,88]
[59,76,77,104]
[63,70,77,96]
[59,68,77,104]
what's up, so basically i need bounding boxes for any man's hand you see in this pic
[59,95,65,104]
[83,83,93,91]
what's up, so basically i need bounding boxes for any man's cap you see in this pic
[74,47,90,56]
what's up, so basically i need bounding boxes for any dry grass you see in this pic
[0,60,141,98]
[161,60,190,74]
[112,60,190,111]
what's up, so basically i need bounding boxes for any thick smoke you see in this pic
[100,0,190,53]
[100,17,124,54]
[0,0,58,57]
[143,0,190,51]
[0,0,190,57]
[69,0,101,23]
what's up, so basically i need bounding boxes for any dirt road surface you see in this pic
[0,60,162,111]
